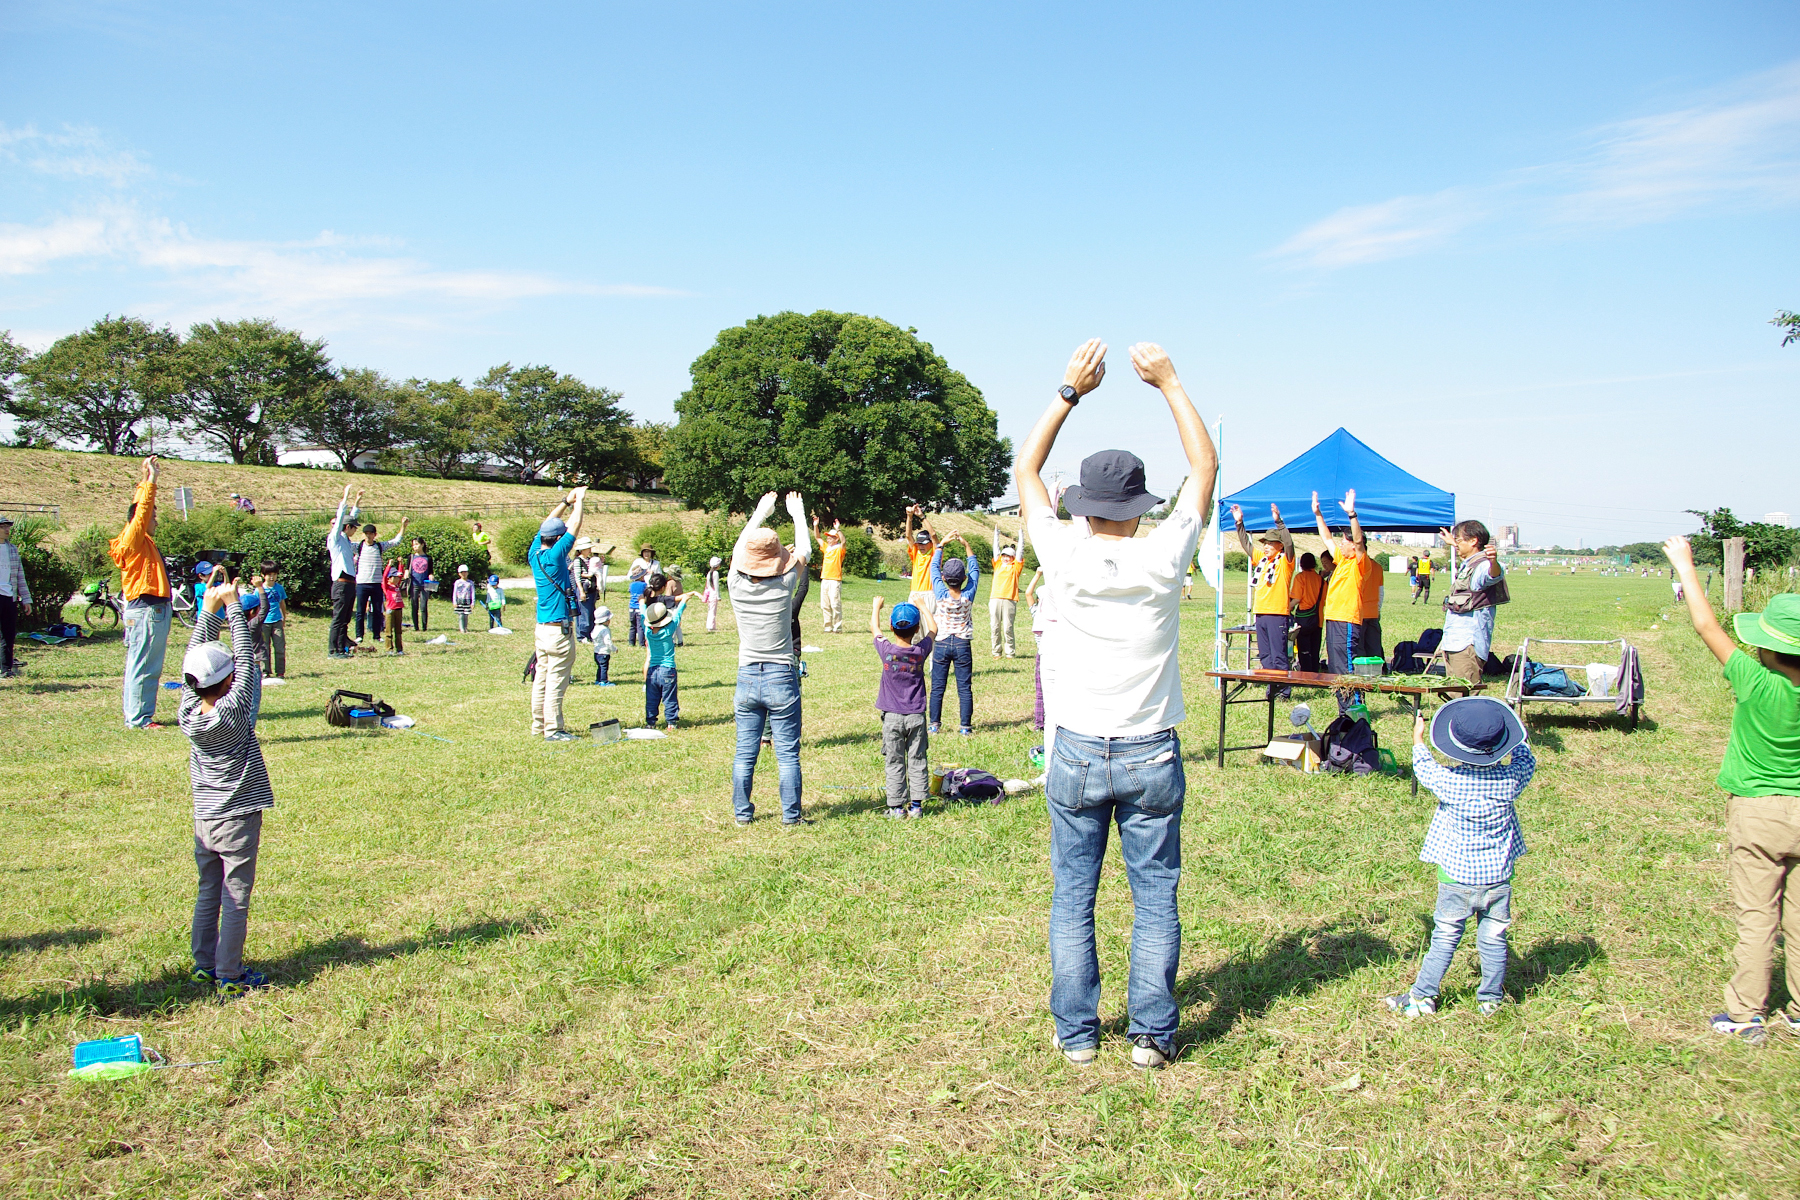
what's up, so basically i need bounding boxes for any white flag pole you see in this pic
[1212,416,1225,686]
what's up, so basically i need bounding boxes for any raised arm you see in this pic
[1016,339,1106,515]
[1271,504,1294,559]
[567,486,588,539]
[1312,491,1333,546]
[870,595,886,639]
[732,491,779,568]
[1230,504,1254,557]
[1665,536,1734,665]
[785,492,811,563]
[1343,490,1362,553]
[1127,344,1217,516]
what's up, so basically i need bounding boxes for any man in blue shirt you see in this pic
[529,486,587,741]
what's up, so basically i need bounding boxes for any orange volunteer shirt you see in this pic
[1358,552,1384,620]
[908,542,936,592]
[990,556,1025,602]
[1322,545,1363,623]
[1290,568,1323,618]
[108,480,171,601]
[1250,550,1294,616]
[822,541,846,581]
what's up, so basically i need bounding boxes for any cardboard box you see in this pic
[1263,734,1323,773]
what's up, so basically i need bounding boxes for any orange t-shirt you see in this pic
[821,542,845,581]
[1322,546,1363,623]
[990,557,1025,602]
[1290,569,1323,617]
[908,542,936,592]
[108,480,171,601]
[1358,553,1384,619]
[1250,550,1294,615]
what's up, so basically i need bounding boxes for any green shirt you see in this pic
[1717,650,1800,797]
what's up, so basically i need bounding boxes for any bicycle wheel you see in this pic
[86,602,119,631]
[171,598,195,628]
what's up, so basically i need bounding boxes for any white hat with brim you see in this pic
[736,528,795,577]
[645,600,677,630]
[574,537,593,551]
[183,641,234,690]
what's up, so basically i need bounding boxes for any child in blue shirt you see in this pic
[642,590,697,730]
[1385,697,1534,1018]
[251,562,287,678]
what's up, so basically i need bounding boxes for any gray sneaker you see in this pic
[544,730,575,743]
[1053,1034,1096,1066]
[1130,1035,1172,1070]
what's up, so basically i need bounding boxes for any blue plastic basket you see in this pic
[72,1034,142,1069]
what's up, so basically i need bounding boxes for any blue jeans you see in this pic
[1410,879,1512,1004]
[576,595,595,641]
[1326,618,1361,709]
[929,634,974,728]
[733,661,803,823]
[645,664,680,726]
[354,583,384,640]
[122,597,171,727]
[1047,727,1185,1052]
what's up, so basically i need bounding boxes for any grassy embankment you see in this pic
[2,529,1797,1195]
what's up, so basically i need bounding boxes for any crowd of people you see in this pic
[86,349,1798,1064]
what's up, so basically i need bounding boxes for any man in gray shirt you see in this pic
[728,491,811,826]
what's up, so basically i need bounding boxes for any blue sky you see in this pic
[3,1,1796,546]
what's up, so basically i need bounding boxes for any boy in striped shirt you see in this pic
[180,571,275,996]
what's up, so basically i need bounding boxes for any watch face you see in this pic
[1059,385,1078,402]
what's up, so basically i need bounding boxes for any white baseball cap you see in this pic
[182,641,234,690]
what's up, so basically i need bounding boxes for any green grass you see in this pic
[3,571,1797,1197]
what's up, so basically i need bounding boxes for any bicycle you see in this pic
[82,579,123,631]
[167,555,197,628]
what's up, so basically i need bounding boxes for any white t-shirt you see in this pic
[1026,503,1203,738]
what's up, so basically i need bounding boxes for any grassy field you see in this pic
[3,567,1797,1198]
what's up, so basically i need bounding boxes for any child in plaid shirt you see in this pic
[1386,696,1534,1017]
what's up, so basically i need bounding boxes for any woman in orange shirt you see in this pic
[1357,543,1386,665]
[1290,552,1324,673]
[1312,488,1365,679]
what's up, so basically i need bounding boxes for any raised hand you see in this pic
[1127,342,1177,389]
[1270,503,1283,523]
[1063,338,1108,396]
[873,595,886,610]
[143,455,159,482]
[1230,504,1245,524]
[1438,526,1453,544]
[1342,489,1356,516]
[1663,535,1696,572]
[1311,490,1323,515]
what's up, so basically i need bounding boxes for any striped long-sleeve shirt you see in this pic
[0,542,30,605]
[178,605,273,822]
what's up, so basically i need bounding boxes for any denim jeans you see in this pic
[733,661,803,823]
[645,664,680,726]
[594,651,610,683]
[929,634,974,729]
[1409,879,1512,1004]
[576,594,595,641]
[1047,726,1185,1052]
[354,583,383,640]
[121,597,171,727]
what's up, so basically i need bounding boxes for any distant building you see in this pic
[1498,524,1521,549]
[277,444,379,470]
[1764,511,1792,528]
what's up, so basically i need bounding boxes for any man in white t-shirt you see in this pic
[1018,338,1218,1072]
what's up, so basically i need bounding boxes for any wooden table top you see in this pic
[1202,668,1486,696]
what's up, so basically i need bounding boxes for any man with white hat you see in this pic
[572,536,599,643]
[529,486,587,741]
[988,525,1026,658]
[728,490,812,824]
[0,515,31,678]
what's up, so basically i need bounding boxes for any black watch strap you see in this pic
[1058,384,1079,406]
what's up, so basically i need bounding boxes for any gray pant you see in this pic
[193,811,263,980]
[881,711,930,810]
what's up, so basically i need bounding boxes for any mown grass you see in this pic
[2,570,1796,1198]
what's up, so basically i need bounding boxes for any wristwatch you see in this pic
[1058,384,1079,406]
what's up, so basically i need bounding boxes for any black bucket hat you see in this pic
[1063,450,1163,522]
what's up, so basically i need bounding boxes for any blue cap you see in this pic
[488,574,499,585]
[890,602,921,633]
[539,516,567,539]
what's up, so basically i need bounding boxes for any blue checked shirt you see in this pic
[1412,742,1534,885]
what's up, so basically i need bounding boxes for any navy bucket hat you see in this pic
[1429,696,1528,766]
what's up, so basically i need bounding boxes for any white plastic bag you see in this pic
[1585,662,1618,698]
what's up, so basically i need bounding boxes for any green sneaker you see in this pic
[216,968,270,998]
[1383,992,1435,1019]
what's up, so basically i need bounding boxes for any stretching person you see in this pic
[529,487,587,742]
[1233,502,1295,698]
[989,529,1026,658]
[326,485,362,658]
[1312,490,1365,682]
[729,492,812,826]
[407,536,432,631]
[1440,520,1506,692]
[353,517,407,645]
[1358,537,1385,666]
[704,557,723,632]
[109,456,174,728]
[814,517,846,633]
[903,505,940,615]
[928,533,981,736]
[1291,552,1324,673]
[1019,338,1217,1072]
[0,516,31,678]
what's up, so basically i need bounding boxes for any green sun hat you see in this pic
[1734,593,1800,655]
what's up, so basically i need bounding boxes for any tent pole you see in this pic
[1213,416,1225,689]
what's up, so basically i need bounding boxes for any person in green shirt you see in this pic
[1666,536,1800,1044]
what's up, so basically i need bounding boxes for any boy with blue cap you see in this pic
[1666,535,1800,1044]
[871,595,937,818]
[1385,696,1534,1018]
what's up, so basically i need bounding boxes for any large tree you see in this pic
[174,318,333,464]
[663,311,1011,524]
[474,363,632,484]
[1686,507,1800,570]
[7,315,181,453]
[397,377,493,478]
[280,366,403,471]
[622,420,671,491]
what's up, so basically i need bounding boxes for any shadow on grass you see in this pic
[17,681,95,694]
[1505,934,1605,1000]
[811,788,888,818]
[0,928,107,956]
[1143,922,1399,1046]
[1521,712,1657,737]
[261,705,326,722]
[0,916,539,1025]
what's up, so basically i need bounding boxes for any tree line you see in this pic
[0,316,668,488]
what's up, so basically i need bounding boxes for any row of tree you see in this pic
[0,316,666,487]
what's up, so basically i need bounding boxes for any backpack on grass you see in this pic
[940,767,1006,803]
[326,689,395,728]
[1320,715,1379,776]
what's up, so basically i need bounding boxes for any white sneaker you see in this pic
[1052,1034,1096,1066]
[544,730,575,743]
[1130,1035,1171,1070]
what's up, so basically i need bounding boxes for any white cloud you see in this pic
[1271,60,1800,269]
[0,122,150,187]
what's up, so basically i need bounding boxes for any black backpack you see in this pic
[1321,715,1379,775]
[522,653,537,683]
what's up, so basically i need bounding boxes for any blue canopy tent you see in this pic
[1218,427,1455,533]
